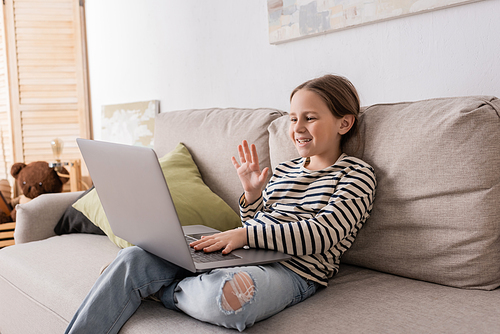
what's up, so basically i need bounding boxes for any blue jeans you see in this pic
[65,246,319,333]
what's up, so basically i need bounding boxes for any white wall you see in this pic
[85,0,500,139]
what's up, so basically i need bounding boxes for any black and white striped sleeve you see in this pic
[244,165,376,256]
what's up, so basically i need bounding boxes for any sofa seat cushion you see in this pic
[127,264,500,333]
[2,235,499,333]
[0,234,119,333]
[304,264,500,333]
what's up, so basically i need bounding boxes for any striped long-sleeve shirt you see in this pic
[240,153,376,286]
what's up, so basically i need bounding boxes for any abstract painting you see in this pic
[101,100,160,148]
[268,0,482,44]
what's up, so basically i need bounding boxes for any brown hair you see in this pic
[290,74,360,150]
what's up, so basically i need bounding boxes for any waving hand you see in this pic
[231,140,269,204]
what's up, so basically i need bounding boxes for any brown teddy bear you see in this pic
[10,161,69,221]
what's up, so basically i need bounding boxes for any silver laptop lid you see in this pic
[77,138,196,272]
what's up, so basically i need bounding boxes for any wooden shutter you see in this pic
[0,4,14,180]
[4,0,91,165]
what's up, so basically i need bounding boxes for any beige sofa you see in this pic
[1,96,499,333]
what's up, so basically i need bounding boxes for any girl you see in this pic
[65,74,376,333]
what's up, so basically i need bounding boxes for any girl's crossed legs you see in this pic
[66,246,318,333]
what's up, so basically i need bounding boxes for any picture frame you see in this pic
[268,0,483,44]
[101,100,160,148]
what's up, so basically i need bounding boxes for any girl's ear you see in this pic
[339,115,355,135]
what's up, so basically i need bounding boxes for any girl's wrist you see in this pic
[243,191,260,206]
[240,227,248,247]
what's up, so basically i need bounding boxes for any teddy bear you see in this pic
[9,161,69,221]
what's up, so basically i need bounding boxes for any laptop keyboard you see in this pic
[185,235,240,263]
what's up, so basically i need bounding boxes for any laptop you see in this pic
[77,138,291,273]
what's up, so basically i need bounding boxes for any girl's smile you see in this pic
[296,137,312,146]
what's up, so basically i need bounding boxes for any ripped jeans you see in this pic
[65,246,319,333]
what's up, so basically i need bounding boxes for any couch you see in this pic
[1,96,499,333]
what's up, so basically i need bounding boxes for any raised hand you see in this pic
[231,140,269,204]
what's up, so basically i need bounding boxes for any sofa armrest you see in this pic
[14,191,83,244]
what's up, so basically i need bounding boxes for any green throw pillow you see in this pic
[72,143,242,248]
[73,188,133,248]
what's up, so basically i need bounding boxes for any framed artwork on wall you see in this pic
[268,0,483,44]
[101,100,160,148]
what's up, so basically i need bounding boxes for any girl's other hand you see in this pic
[231,140,269,204]
[190,228,247,254]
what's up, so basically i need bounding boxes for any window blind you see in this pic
[4,0,91,165]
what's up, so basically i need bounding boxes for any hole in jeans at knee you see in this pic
[220,272,255,313]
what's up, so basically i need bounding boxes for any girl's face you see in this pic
[289,89,351,170]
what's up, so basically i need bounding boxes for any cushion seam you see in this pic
[0,273,69,325]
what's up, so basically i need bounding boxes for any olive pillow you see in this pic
[53,186,105,236]
[59,143,242,248]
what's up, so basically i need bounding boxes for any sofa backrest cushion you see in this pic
[269,96,500,290]
[154,108,286,213]
[268,114,295,171]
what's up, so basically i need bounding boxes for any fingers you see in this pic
[238,143,246,164]
[189,231,237,254]
[190,235,222,252]
[191,239,227,253]
[190,229,246,255]
[201,242,224,253]
[232,141,269,188]
[231,156,240,169]
[222,244,233,255]
[242,140,253,164]
[250,143,259,166]
[234,140,259,166]
[237,140,259,165]
[260,167,270,183]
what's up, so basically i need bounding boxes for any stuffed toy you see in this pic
[9,161,69,221]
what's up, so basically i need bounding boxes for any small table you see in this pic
[49,160,85,192]
[0,222,15,248]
